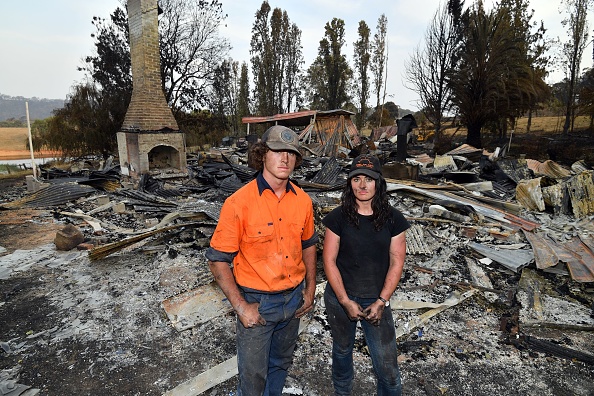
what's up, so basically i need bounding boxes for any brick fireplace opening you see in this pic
[117,0,187,178]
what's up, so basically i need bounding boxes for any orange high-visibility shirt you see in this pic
[209,177,316,292]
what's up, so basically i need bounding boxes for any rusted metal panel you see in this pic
[408,153,434,168]
[522,230,559,269]
[372,125,397,141]
[567,170,594,218]
[525,159,572,179]
[516,177,545,211]
[444,144,482,157]
[344,117,361,145]
[242,110,317,125]
[579,233,594,253]
[562,236,594,282]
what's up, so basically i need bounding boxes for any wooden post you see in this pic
[26,101,37,179]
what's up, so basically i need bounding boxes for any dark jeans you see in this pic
[236,282,304,396]
[324,284,402,396]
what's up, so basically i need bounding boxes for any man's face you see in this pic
[262,149,297,182]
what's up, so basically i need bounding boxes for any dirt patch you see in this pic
[0,208,62,253]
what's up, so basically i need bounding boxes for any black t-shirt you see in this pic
[322,206,410,298]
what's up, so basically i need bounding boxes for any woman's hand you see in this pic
[342,299,367,321]
[364,300,385,326]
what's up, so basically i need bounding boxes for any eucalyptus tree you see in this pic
[559,0,593,134]
[371,14,388,109]
[209,59,242,133]
[250,1,303,115]
[446,0,550,148]
[237,62,251,130]
[284,22,304,112]
[449,3,518,148]
[491,0,550,138]
[353,20,371,129]
[304,18,353,110]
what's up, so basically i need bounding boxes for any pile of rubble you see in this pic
[1,143,593,395]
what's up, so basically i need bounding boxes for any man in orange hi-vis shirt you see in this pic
[206,125,318,396]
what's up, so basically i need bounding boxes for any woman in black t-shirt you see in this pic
[322,154,409,396]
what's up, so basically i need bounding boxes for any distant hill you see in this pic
[0,93,64,122]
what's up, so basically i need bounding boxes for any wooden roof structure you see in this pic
[242,109,361,157]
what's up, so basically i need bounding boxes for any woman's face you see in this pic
[350,175,377,202]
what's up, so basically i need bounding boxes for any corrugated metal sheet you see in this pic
[562,236,594,282]
[311,156,341,185]
[567,170,594,218]
[444,144,482,157]
[406,224,432,255]
[468,241,534,272]
[526,159,572,179]
[0,183,96,209]
[114,189,178,207]
[408,153,434,168]
[372,126,397,141]
[516,178,545,211]
[571,160,592,173]
[522,230,559,269]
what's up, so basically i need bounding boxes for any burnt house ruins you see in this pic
[243,109,361,157]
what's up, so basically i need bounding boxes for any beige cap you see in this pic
[261,126,301,156]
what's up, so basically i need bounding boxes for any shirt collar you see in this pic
[256,171,297,196]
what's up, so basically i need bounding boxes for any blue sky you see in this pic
[0,0,586,112]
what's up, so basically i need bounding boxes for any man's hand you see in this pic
[236,301,266,329]
[364,300,385,326]
[295,286,315,318]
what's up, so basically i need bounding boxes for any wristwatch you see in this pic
[378,296,390,307]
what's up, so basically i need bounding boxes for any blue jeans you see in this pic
[236,282,304,396]
[324,284,402,396]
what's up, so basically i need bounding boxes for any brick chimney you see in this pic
[117,0,187,177]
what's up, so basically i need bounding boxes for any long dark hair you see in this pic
[341,175,391,231]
